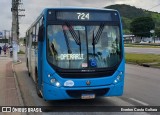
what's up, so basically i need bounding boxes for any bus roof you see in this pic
[42,7,118,13]
[26,7,119,33]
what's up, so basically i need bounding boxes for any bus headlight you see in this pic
[48,74,51,77]
[50,78,56,83]
[55,82,61,87]
[113,72,123,84]
[50,78,61,87]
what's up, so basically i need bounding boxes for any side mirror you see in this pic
[38,26,44,41]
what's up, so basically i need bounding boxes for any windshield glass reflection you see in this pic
[47,24,121,69]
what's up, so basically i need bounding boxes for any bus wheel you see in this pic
[35,69,42,98]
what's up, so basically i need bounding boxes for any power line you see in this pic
[148,3,160,10]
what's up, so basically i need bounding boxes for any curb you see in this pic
[126,62,160,69]
[12,60,25,106]
[140,64,150,67]
[12,61,29,115]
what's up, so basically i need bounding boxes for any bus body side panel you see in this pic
[31,48,36,82]
[38,41,43,92]
[38,14,47,94]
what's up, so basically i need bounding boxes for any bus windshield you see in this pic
[47,24,121,69]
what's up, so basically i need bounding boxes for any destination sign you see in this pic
[56,11,113,21]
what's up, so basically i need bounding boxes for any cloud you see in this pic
[0,0,12,31]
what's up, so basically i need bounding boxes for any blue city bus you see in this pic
[25,7,125,101]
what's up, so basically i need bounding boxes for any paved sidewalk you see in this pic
[0,54,23,107]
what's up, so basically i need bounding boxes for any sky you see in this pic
[0,0,160,38]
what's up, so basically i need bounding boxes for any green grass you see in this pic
[125,53,160,68]
[124,44,160,48]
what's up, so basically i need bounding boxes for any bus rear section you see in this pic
[28,8,125,100]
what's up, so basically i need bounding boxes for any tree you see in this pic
[121,17,132,34]
[130,17,155,38]
[155,27,160,37]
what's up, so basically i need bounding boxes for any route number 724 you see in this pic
[77,13,90,20]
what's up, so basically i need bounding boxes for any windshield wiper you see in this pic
[65,22,82,54]
[77,30,81,55]
[92,24,105,56]
[92,31,96,57]
[94,24,105,44]
[62,25,72,54]
[65,22,81,45]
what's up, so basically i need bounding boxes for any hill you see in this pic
[105,4,160,34]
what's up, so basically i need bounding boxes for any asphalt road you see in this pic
[125,47,160,54]
[123,64,160,106]
[15,55,160,115]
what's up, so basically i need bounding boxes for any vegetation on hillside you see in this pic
[130,17,155,38]
[105,4,160,35]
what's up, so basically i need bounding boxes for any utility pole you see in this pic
[11,0,25,62]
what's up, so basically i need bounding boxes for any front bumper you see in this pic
[43,81,124,100]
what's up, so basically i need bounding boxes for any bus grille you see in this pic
[57,71,114,78]
[66,88,109,98]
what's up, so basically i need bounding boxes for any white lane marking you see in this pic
[129,98,149,106]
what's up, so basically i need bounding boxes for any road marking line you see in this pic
[129,98,149,106]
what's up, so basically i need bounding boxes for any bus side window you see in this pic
[29,29,33,48]
[32,26,36,49]
[36,23,40,43]
[33,23,39,49]
[38,17,44,41]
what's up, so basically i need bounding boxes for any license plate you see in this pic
[81,94,95,99]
